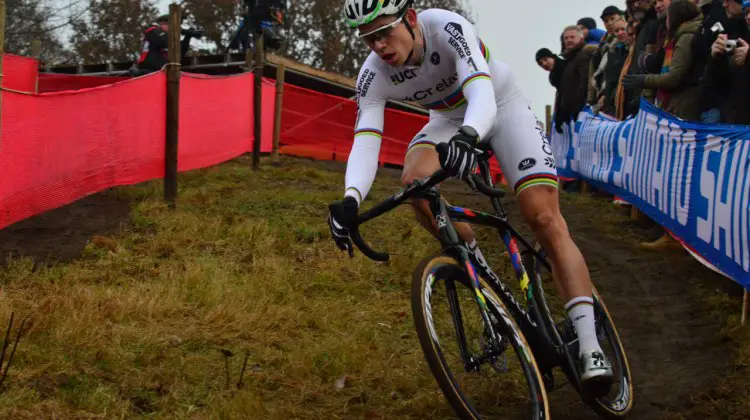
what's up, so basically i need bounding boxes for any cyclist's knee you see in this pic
[528,209,567,239]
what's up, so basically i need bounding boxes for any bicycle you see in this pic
[329,142,634,419]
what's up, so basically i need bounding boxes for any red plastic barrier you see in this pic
[37,73,129,93]
[280,83,504,177]
[3,54,38,92]
[0,73,166,230]
[178,73,274,172]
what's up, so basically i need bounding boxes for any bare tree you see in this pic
[4,0,75,65]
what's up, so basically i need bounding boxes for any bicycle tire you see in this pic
[524,246,634,418]
[586,286,634,418]
[411,254,551,419]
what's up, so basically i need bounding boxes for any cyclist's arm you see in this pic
[344,67,388,206]
[444,17,497,139]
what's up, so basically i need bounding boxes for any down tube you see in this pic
[501,230,533,303]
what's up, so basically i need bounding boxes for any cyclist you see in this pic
[327,0,613,391]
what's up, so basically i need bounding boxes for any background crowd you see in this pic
[537,0,750,128]
[536,0,750,249]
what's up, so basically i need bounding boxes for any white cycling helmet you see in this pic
[344,0,413,29]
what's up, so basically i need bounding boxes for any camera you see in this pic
[726,39,738,53]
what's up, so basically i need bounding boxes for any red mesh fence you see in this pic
[279,83,504,179]
[0,73,166,229]
[178,73,273,172]
[38,73,130,93]
[1,59,502,231]
[3,54,38,92]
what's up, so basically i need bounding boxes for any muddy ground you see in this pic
[0,157,740,419]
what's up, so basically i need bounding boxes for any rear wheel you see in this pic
[411,254,550,419]
[524,245,634,418]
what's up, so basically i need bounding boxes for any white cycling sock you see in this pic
[565,296,602,356]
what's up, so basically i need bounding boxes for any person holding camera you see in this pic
[621,0,703,121]
[135,14,204,74]
[704,0,750,124]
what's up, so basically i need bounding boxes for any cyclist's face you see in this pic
[358,12,415,66]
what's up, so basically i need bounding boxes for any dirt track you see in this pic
[441,174,736,419]
[0,159,738,419]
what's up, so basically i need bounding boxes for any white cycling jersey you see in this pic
[344,9,557,205]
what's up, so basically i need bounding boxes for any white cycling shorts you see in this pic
[407,96,559,196]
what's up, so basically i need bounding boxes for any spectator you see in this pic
[693,0,731,122]
[599,19,633,115]
[640,0,673,74]
[135,14,203,73]
[622,0,703,121]
[587,7,627,106]
[536,48,567,89]
[615,0,659,120]
[602,6,627,32]
[701,0,750,122]
[703,0,750,123]
[578,17,607,45]
[554,26,597,132]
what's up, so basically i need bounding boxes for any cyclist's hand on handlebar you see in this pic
[438,126,480,180]
[327,196,359,257]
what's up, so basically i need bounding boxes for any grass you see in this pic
[0,156,747,419]
[0,156,489,419]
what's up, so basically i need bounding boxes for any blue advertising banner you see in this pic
[550,99,750,289]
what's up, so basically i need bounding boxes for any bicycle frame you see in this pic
[351,153,580,385]
[418,160,563,372]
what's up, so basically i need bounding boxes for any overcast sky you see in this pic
[152,0,619,120]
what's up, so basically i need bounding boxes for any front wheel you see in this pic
[411,254,550,419]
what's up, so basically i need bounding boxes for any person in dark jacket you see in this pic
[600,19,632,115]
[587,7,626,106]
[536,48,567,89]
[623,0,703,121]
[615,0,660,120]
[701,0,750,122]
[703,0,750,124]
[554,26,597,132]
[136,15,203,73]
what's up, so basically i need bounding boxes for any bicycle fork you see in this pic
[427,190,504,372]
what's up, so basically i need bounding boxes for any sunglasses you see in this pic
[358,17,403,45]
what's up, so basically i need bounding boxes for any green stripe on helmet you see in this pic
[360,0,385,26]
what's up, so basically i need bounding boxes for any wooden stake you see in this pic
[272,63,285,162]
[0,0,6,145]
[581,181,591,194]
[31,40,41,93]
[164,3,181,208]
[545,104,552,138]
[742,290,748,327]
[630,206,648,222]
[252,32,264,170]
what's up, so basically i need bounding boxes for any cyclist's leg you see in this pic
[402,119,475,243]
[490,96,612,382]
